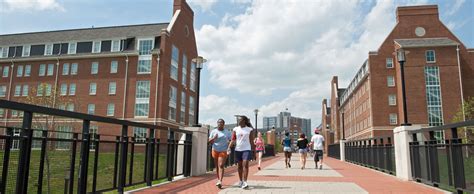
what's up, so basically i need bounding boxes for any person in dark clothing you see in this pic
[296,133,309,169]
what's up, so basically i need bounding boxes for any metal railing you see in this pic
[345,135,395,175]
[327,143,340,159]
[409,120,474,194]
[0,99,193,194]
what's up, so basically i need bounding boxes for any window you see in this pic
[0,108,4,117]
[45,44,53,55]
[107,103,115,116]
[386,58,393,68]
[2,66,8,77]
[69,83,76,95]
[171,45,179,80]
[134,81,150,117]
[91,62,99,74]
[16,65,23,77]
[387,76,395,87]
[63,63,70,75]
[36,84,44,96]
[14,85,21,96]
[56,126,72,149]
[66,103,74,111]
[425,66,444,140]
[22,85,28,96]
[0,86,5,97]
[426,50,436,63]
[71,63,78,75]
[89,126,98,150]
[45,84,52,96]
[111,40,120,52]
[110,61,118,73]
[0,47,8,58]
[388,95,396,106]
[39,64,46,76]
[47,64,54,76]
[68,42,77,54]
[138,39,153,55]
[190,62,196,91]
[182,55,187,86]
[189,96,195,125]
[133,127,147,143]
[92,41,101,53]
[23,45,30,57]
[24,65,31,77]
[109,82,116,95]
[180,91,186,123]
[89,83,97,95]
[389,114,397,125]
[137,60,151,74]
[169,86,177,121]
[58,104,66,110]
[88,104,95,114]
[60,84,68,96]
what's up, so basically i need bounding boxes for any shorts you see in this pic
[283,147,292,152]
[235,150,252,162]
[298,149,308,154]
[313,150,323,162]
[256,150,264,153]
[211,150,228,159]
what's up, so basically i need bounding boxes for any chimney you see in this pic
[396,5,438,23]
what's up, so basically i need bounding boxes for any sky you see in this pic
[1,0,473,130]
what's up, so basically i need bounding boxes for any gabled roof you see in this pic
[0,23,169,45]
[394,37,459,48]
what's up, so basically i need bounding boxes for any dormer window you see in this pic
[45,44,53,56]
[22,45,30,57]
[111,40,120,52]
[68,42,77,54]
[92,41,101,53]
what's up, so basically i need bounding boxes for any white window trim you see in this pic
[24,65,31,77]
[137,57,152,74]
[386,58,394,69]
[136,38,155,55]
[68,42,77,54]
[107,103,115,116]
[69,84,76,96]
[88,104,95,114]
[0,47,9,58]
[92,41,102,53]
[110,61,118,73]
[89,83,97,95]
[387,76,395,87]
[388,95,397,106]
[389,113,398,125]
[91,62,99,74]
[426,50,436,63]
[111,39,121,52]
[109,82,116,95]
[44,43,53,56]
[71,63,78,75]
[22,45,31,57]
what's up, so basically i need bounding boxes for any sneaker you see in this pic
[238,181,243,188]
[258,167,261,170]
[319,165,323,170]
[216,180,222,189]
[241,181,249,189]
[288,163,291,168]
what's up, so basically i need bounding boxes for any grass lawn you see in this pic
[0,148,168,193]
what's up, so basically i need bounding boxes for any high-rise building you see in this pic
[262,111,311,137]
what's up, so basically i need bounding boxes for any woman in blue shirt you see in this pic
[208,119,231,189]
[281,132,292,168]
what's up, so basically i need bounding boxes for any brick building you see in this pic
[325,5,474,141]
[0,0,199,140]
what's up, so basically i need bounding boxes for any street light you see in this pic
[254,109,259,132]
[396,48,411,126]
[192,56,207,127]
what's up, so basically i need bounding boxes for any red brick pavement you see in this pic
[132,154,444,194]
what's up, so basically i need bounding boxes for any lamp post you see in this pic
[254,109,258,133]
[192,56,207,127]
[396,49,411,126]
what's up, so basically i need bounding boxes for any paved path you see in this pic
[132,154,445,194]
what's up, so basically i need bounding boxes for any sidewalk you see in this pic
[132,154,445,194]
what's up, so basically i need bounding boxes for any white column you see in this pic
[185,126,209,176]
[339,139,346,161]
[393,125,420,181]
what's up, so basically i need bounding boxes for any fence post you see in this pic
[450,127,466,193]
[146,128,155,186]
[15,111,33,194]
[184,133,193,177]
[78,120,91,194]
[339,139,346,161]
[37,130,48,194]
[167,129,175,181]
[118,125,128,194]
[1,128,14,194]
[394,125,419,181]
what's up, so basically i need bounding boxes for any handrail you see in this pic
[0,99,191,134]
[344,134,393,143]
[409,119,474,134]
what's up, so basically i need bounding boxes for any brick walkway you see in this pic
[131,154,445,194]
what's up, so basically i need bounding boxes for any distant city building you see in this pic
[262,111,311,137]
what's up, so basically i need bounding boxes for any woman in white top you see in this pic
[228,116,254,189]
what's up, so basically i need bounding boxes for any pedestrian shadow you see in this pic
[223,185,290,190]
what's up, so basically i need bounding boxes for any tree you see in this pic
[451,96,474,156]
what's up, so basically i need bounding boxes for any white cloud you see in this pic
[446,0,466,16]
[2,0,65,12]
[187,0,219,12]
[198,0,431,128]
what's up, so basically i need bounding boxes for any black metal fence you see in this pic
[327,143,340,159]
[409,120,474,194]
[0,99,193,194]
[345,136,395,175]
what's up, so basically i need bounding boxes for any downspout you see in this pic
[154,51,161,125]
[456,45,465,121]
[4,61,14,127]
[52,58,60,108]
[122,54,129,120]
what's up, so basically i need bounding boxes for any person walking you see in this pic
[296,133,309,169]
[228,116,254,189]
[208,119,232,189]
[254,132,265,170]
[310,129,325,169]
[281,132,292,168]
